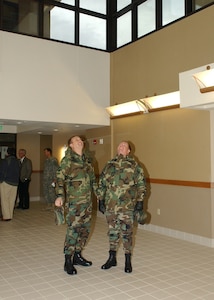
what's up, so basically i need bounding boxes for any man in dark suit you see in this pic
[0,147,20,220]
[17,149,32,209]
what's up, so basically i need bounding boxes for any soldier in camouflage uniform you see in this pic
[43,148,59,210]
[97,141,146,273]
[55,136,98,275]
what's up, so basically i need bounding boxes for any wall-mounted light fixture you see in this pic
[106,100,149,118]
[179,63,214,110]
[193,65,214,94]
[140,91,180,112]
[106,91,180,118]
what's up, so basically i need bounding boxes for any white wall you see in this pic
[0,31,110,127]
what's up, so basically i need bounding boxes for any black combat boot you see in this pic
[64,255,77,275]
[73,251,92,266]
[125,253,132,273]
[101,250,117,269]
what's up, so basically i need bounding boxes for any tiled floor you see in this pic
[1,202,214,300]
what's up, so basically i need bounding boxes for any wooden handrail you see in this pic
[148,178,213,188]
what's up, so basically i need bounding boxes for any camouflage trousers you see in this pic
[64,201,92,256]
[105,210,134,254]
[43,180,56,204]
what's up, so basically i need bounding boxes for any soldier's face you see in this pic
[117,142,130,157]
[44,150,50,158]
[70,136,84,152]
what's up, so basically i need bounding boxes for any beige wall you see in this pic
[147,184,212,238]
[0,31,110,127]
[112,109,211,181]
[110,5,214,239]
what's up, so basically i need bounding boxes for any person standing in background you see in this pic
[0,147,20,221]
[43,148,59,210]
[17,149,32,209]
[97,141,147,273]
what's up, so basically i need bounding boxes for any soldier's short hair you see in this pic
[68,136,74,146]
[44,147,52,155]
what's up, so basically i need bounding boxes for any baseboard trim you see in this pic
[140,223,214,248]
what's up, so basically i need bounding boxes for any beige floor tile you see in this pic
[1,202,214,300]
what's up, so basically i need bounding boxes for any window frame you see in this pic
[0,0,213,52]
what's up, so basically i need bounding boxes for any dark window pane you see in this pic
[2,1,18,31]
[194,0,214,10]
[2,0,39,35]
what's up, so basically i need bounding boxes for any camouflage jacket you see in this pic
[97,154,146,212]
[56,147,98,204]
[43,156,59,183]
